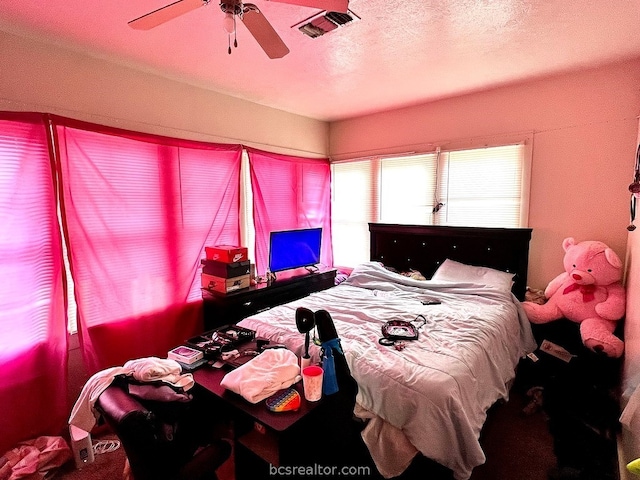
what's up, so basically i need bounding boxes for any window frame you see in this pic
[330,133,533,267]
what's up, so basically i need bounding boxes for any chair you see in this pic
[95,376,231,480]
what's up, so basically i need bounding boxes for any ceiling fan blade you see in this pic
[267,0,349,14]
[241,5,290,59]
[129,0,208,30]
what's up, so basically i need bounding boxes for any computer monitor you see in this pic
[268,227,322,273]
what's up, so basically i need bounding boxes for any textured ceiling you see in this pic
[1,0,640,121]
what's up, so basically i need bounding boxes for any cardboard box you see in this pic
[205,245,248,263]
[201,259,251,278]
[201,273,251,294]
[168,345,204,365]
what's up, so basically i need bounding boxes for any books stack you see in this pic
[201,245,251,294]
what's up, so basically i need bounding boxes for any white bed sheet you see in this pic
[237,262,536,480]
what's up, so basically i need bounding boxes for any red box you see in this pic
[205,245,248,263]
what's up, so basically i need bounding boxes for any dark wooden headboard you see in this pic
[369,223,533,300]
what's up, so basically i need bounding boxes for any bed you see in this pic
[237,223,536,480]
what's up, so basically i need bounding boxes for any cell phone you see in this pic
[421,300,441,305]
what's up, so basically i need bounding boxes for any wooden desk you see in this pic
[193,364,328,479]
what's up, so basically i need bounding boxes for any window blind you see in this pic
[331,143,526,268]
[55,119,242,371]
[380,153,438,224]
[247,148,332,276]
[438,144,523,227]
[0,113,68,452]
[331,159,378,266]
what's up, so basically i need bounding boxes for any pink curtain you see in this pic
[0,113,68,453]
[54,117,242,373]
[247,147,332,275]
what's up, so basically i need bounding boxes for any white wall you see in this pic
[0,27,330,411]
[4,28,640,291]
[330,59,640,290]
[0,30,329,157]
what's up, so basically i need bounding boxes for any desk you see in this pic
[193,365,329,479]
[202,268,337,330]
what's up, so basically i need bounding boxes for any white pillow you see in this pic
[431,259,514,291]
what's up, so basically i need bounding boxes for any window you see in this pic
[55,119,243,371]
[247,148,332,276]
[380,153,437,224]
[331,159,378,266]
[438,145,524,227]
[331,142,530,267]
[0,113,68,452]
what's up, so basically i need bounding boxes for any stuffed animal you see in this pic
[522,237,625,358]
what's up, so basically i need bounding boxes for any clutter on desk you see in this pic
[186,324,256,360]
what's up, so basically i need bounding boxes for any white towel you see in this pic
[220,349,301,403]
[124,357,194,391]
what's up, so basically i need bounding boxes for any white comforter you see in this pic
[238,262,536,480]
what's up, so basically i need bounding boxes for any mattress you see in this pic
[238,261,536,480]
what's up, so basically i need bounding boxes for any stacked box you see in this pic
[205,245,248,263]
[201,259,250,277]
[202,245,250,294]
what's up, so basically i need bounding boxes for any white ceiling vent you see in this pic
[293,9,360,39]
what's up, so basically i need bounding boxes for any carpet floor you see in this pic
[51,387,563,480]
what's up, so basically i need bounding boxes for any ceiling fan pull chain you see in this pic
[233,14,238,48]
[129,0,290,59]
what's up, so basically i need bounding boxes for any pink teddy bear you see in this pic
[522,237,625,358]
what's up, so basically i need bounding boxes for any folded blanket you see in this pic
[220,349,301,403]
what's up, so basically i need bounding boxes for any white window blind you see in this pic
[380,153,438,224]
[331,143,527,268]
[331,159,378,266]
[239,150,255,266]
[437,145,523,227]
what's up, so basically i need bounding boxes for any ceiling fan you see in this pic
[128,0,349,59]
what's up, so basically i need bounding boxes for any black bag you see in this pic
[381,320,419,341]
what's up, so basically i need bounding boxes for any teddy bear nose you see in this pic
[572,273,582,281]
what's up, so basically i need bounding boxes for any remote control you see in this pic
[265,387,301,412]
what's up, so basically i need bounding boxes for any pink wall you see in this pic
[330,58,640,289]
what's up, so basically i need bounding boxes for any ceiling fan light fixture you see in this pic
[129,0,294,59]
[223,11,236,33]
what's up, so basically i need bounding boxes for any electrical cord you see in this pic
[93,440,120,455]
